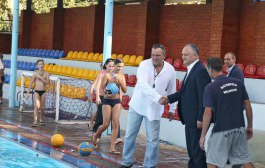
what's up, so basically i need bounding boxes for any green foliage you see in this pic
[0,0,12,32]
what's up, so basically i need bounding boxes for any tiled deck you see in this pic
[0,99,264,168]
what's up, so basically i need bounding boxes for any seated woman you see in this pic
[92,59,127,154]
[26,59,49,127]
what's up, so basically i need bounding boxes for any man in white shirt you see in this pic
[121,44,176,168]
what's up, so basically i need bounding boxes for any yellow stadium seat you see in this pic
[63,51,73,60]
[126,55,137,66]
[61,66,69,76]
[55,65,63,75]
[87,53,94,61]
[117,54,123,59]
[111,54,117,59]
[123,55,130,64]
[51,65,58,74]
[44,64,49,71]
[98,53,103,62]
[77,68,85,78]
[65,66,74,77]
[70,67,79,78]
[16,76,22,86]
[81,52,89,61]
[92,53,99,62]
[71,51,78,60]
[82,69,90,79]
[88,69,96,80]
[47,64,54,73]
[77,52,83,60]
[134,55,143,66]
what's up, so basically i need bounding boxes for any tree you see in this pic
[0,0,12,31]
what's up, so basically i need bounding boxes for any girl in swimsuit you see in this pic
[26,59,49,127]
[92,59,127,154]
[89,59,114,139]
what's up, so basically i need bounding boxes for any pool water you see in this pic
[0,137,73,168]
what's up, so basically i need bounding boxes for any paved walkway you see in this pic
[0,99,265,168]
[0,100,188,168]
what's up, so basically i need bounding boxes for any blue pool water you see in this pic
[0,137,73,168]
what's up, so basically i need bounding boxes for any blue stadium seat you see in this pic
[41,49,46,57]
[59,51,65,58]
[37,49,42,56]
[4,74,10,83]
[28,62,34,71]
[32,63,37,70]
[54,50,60,59]
[32,49,38,56]
[24,62,31,71]
[21,62,27,70]
[45,50,51,57]
[5,60,10,68]
[49,50,55,58]
[17,61,23,70]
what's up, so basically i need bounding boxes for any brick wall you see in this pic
[159,4,212,61]
[5,0,265,65]
[238,0,265,66]
[0,33,11,54]
[221,0,241,58]
[112,4,147,56]
[30,11,54,49]
[63,7,96,53]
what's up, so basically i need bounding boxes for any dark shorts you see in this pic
[102,98,121,107]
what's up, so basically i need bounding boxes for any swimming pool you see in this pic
[0,136,73,168]
[0,128,99,168]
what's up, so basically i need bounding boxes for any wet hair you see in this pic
[0,53,3,59]
[185,43,199,55]
[152,43,166,55]
[103,58,114,70]
[36,59,44,64]
[114,58,123,65]
[207,57,223,72]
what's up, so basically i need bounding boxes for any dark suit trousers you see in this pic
[185,126,207,168]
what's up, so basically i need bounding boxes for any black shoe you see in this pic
[120,164,133,168]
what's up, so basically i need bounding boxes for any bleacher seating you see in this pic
[244,64,257,78]
[127,75,137,87]
[255,65,265,79]
[17,48,65,59]
[121,95,130,110]
[165,58,173,65]
[173,59,182,71]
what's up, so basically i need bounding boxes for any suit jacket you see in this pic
[168,61,211,128]
[228,65,244,84]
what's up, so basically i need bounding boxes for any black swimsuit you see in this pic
[35,90,46,97]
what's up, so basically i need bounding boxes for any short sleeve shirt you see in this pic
[203,75,249,132]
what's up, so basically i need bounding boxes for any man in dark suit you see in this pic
[224,52,244,83]
[162,44,211,168]
[224,52,245,168]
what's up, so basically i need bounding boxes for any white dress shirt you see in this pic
[227,64,235,76]
[129,58,177,121]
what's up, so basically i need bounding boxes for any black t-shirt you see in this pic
[203,75,249,132]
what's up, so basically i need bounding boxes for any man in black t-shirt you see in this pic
[199,57,254,168]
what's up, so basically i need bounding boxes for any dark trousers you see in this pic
[0,76,5,97]
[185,126,207,168]
[93,96,121,138]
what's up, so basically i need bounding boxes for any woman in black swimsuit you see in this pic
[92,59,127,154]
